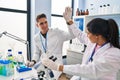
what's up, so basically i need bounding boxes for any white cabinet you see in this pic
[67,49,83,65]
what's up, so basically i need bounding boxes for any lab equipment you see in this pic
[0,60,14,76]
[36,55,57,80]
[13,67,38,80]
[16,65,32,72]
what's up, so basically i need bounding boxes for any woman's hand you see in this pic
[41,57,60,71]
[63,7,72,22]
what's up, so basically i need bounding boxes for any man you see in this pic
[27,13,75,79]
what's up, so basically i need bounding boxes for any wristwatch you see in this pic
[66,20,73,25]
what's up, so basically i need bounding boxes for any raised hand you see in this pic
[63,7,72,22]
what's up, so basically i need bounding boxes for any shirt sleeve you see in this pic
[55,27,75,41]
[32,36,41,62]
[32,44,41,62]
[69,23,90,45]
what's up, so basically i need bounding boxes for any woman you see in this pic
[41,7,120,80]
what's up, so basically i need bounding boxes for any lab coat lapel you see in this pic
[39,32,47,53]
[93,43,111,58]
[83,43,96,64]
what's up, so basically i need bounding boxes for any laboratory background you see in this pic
[0,0,120,80]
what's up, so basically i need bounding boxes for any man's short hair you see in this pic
[36,13,47,22]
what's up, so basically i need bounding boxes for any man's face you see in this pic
[36,17,48,34]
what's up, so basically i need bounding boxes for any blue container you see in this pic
[0,59,14,76]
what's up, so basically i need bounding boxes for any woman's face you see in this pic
[86,30,98,43]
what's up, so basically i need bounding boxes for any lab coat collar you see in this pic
[94,43,111,56]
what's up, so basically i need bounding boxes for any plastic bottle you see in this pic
[90,4,94,15]
[103,5,106,14]
[6,49,14,63]
[106,4,111,14]
[98,5,102,15]
[7,49,12,57]
[7,49,17,66]
[17,51,25,67]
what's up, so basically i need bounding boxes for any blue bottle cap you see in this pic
[20,78,24,80]
[18,51,22,54]
[8,49,12,52]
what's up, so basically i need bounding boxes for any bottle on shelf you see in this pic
[76,8,80,16]
[82,10,85,15]
[85,9,89,15]
[17,51,25,67]
[103,5,107,14]
[89,4,94,15]
[98,5,103,15]
[80,10,83,15]
[106,4,111,14]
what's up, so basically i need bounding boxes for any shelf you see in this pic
[74,13,120,18]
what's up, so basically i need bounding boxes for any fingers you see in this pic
[26,60,30,66]
[41,53,48,60]
[41,58,50,67]
[63,7,72,22]
[26,60,34,67]
[29,62,35,67]
[65,7,72,13]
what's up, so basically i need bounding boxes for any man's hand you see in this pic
[26,60,35,67]
[63,7,72,22]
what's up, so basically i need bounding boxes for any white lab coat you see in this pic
[63,23,120,80]
[32,27,75,79]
